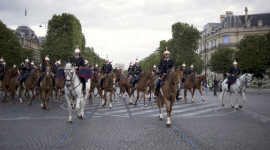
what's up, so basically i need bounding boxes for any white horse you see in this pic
[219,73,253,110]
[64,63,90,123]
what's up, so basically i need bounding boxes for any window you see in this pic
[200,45,202,51]
[211,41,213,48]
[223,35,229,44]
[258,20,263,26]
[224,22,228,28]
[215,39,217,47]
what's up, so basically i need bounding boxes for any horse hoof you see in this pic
[134,104,137,106]
[239,105,242,108]
[236,108,239,110]
[192,101,194,103]
[129,103,133,105]
[102,105,105,107]
[46,108,50,111]
[167,124,172,127]
[144,105,147,107]
[231,106,234,108]
[110,107,112,109]
[222,104,224,107]
[202,100,205,101]
[160,118,163,121]
[68,121,73,124]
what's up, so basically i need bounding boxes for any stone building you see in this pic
[14,26,42,63]
[198,7,270,80]
[114,63,125,69]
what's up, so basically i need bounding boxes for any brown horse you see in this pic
[118,73,128,99]
[134,70,153,107]
[182,72,197,102]
[192,74,207,102]
[125,72,139,105]
[19,69,41,105]
[157,67,182,127]
[147,72,158,101]
[100,73,115,109]
[1,67,20,103]
[40,64,53,110]
[114,69,123,98]
[54,74,65,103]
[89,70,100,104]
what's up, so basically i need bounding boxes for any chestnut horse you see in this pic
[89,70,100,104]
[19,69,41,105]
[182,72,197,102]
[192,74,207,102]
[1,67,20,103]
[99,73,115,109]
[54,74,65,103]
[147,73,158,101]
[134,70,153,107]
[118,73,128,99]
[40,63,53,110]
[157,67,182,127]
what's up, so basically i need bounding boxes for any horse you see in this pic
[89,70,100,104]
[99,73,116,109]
[19,69,41,105]
[39,63,53,110]
[118,73,128,99]
[219,73,253,110]
[192,74,207,102]
[125,75,136,104]
[1,67,20,103]
[54,73,65,103]
[147,73,158,101]
[182,72,197,102]
[134,70,153,107]
[64,63,91,123]
[114,69,123,99]
[157,67,182,127]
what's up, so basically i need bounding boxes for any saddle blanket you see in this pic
[227,76,237,84]
[79,67,93,80]
[57,68,65,79]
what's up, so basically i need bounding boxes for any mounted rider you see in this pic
[188,64,195,75]
[154,45,175,99]
[52,59,61,77]
[153,64,159,76]
[181,62,188,83]
[29,61,36,73]
[113,64,119,73]
[19,57,30,88]
[85,60,92,68]
[94,63,99,72]
[100,58,112,90]
[70,46,87,95]
[36,55,55,90]
[130,58,142,90]
[227,60,241,92]
[0,57,7,81]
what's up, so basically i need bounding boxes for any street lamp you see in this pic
[195,26,207,84]
[39,22,47,29]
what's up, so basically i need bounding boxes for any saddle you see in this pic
[160,73,167,86]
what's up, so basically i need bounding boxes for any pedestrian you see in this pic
[213,77,218,96]
[205,82,209,95]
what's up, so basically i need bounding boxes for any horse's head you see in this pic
[33,69,41,79]
[64,63,76,86]
[170,67,182,89]
[45,63,51,76]
[245,73,253,84]
[107,73,116,89]
[189,72,197,83]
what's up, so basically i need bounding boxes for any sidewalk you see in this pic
[245,88,270,94]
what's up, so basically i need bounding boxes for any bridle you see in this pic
[64,67,84,98]
[235,73,251,90]
[103,73,115,90]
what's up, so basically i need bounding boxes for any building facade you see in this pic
[114,63,125,69]
[198,7,270,80]
[14,26,44,63]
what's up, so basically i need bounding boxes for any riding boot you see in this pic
[228,83,231,92]
[100,79,104,90]
[82,82,86,95]
[51,76,55,90]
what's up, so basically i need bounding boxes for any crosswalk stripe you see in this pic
[178,106,223,116]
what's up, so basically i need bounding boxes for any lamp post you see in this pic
[195,26,207,85]
[39,22,47,29]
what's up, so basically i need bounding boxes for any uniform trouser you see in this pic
[154,79,161,96]
[228,82,231,91]
[37,73,55,88]
[214,86,217,95]
[19,73,28,86]
[80,77,86,92]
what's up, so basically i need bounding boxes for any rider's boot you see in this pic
[228,83,231,92]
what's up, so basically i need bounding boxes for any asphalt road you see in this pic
[0,88,269,150]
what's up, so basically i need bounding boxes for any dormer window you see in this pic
[246,21,251,27]
[224,22,228,28]
[258,20,263,26]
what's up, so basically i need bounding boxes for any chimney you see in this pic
[220,15,225,23]
[245,7,248,22]
[226,11,233,17]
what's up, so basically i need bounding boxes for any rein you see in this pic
[64,68,84,98]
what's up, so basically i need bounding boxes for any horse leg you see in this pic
[66,96,73,123]
[109,91,113,109]
[190,88,194,103]
[27,89,30,105]
[157,95,163,121]
[229,92,234,108]
[114,91,117,102]
[89,92,93,104]
[239,90,246,108]
[46,92,50,110]
[164,98,171,127]
[235,91,239,110]
[30,89,35,105]
[143,90,147,107]
[184,88,187,102]
[169,99,175,121]
[134,90,139,106]
[19,87,23,104]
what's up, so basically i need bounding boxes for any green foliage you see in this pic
[0,21,22,68]
[139,53,160,70]
[20,48,34,63]
[41,13,84,63]
[83,47,104,68]
[208,47,234,73]
[235,33,270,78]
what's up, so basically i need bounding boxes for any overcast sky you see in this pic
[0,0,269,69]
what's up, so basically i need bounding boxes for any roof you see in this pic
[15,26,37,39]
[238,13,270,27]
[221,15,243,29]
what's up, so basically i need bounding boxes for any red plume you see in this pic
[43,56,46,63]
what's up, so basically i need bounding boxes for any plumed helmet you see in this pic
[57,59,61,65]
[95,63,98,67]
[135,57,139,63]
[153,64,156,68]
[31,61,34,65]
[190,64,194,68]
[85,60,89,64]
[0,57,3,62]
[182,62,186,67]
[13,64,16,68]
[3,61,6,65]
[233,59,237,65]
[75,45,80,53]
[163,45,170,55]
[45,55,50,61]
[25,57,29,62]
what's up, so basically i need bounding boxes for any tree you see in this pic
[208,47,234,74]
[139,53,160,70]
[83,47,104,68]
[0,21,22,68]
[20,48,34,63]
[41,13,84,63]
[235,33,270,78]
